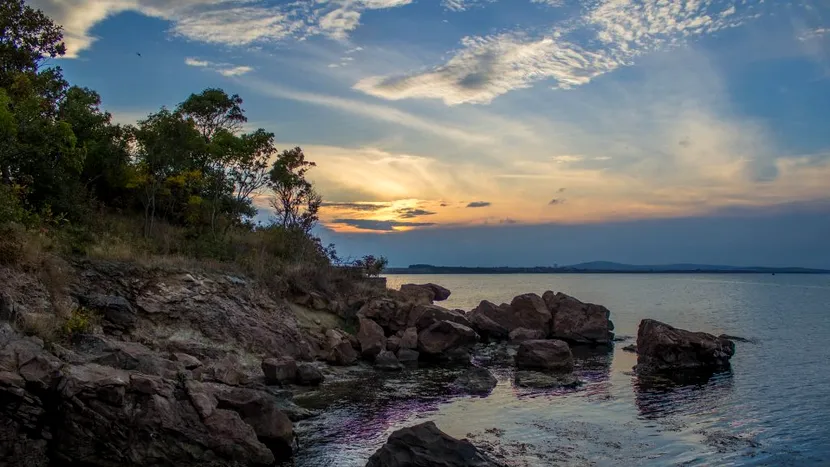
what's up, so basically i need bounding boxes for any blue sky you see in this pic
[32,0,830,267]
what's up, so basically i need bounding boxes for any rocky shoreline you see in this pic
[0,260,738,466]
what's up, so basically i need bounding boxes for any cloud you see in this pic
[557,187,566,193]
[355,0,756,105]
[499,218,518,224]
[321,202,390,211]
[530,0,563,6]
[397,208,437,218]
[467,201,491,208]
[331,218,435,231]
[552,155,584,164]
[799,28,829,42]
[442,0,496,12]
[185,58,253,76]
[548,198,565,205]
[28,0,416,56]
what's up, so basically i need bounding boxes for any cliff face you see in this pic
[0,259,323,467]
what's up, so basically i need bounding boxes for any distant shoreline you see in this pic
[385,265,830,275]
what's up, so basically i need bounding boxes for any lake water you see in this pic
[293,274,830,466]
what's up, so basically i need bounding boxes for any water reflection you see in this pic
[634,370,735,420]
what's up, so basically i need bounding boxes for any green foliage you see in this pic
[268,147,320,233]
[0,0,66,86]
[354,255,389,277]
[61,307,93,339]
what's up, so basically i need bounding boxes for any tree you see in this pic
[0,0,66,87]
[268,147,319,233]
[178,88,245,146]
[227,129,274,222]
[354,255,388,277]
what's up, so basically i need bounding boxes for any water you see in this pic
[293,274,830,466]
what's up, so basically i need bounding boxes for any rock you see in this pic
[396,348,420,363]
[508,328,546,342]
[262,357,297,386]
[718,334,756,344]
[468,303,510,340]
[515,340,574,372]
[508,294,552,337]
[622,344,637,353]
[357,318,387,360]
[452,367,497,395]
[296,363,324,386]
[81,294,136,332]
[325,329,358,366]
[172,352,202,369]
[515,371,582,389]
[195,356,249,386]
[543,291,614,345]
[417,321,479,356]
[399,327,418,350]
[636,319,735,375]
[358,298,412,334]
[375,350,403,372]
[399,283,452,303]
[82,338,183,379]
[410,304,472,331]
[387,335,402,352]
[366,421,501,467]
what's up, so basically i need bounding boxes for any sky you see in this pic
[32,0,830,267]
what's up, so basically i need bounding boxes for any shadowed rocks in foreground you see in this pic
[366,421,502,467]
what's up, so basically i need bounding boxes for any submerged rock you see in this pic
[296,363,324,386]
[262,357,297,386]
[366,421,501,467]
[636,319,735,376]
[514,340,574,372]
[396,348,420,363]
[453,367,498,395]
[515,371,582,389]
[543,291,614,345]
[375,350,404,372]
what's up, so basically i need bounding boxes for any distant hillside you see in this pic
[385,262,830,274]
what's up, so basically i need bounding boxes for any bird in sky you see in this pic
[136,52,142,57]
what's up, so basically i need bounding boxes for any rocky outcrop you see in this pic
[0,323,290,466]
[358,298,412,334]
[296,363,324,386]
[417,321,479,356]
[399,283,451,304]
[468,294,551,340]
[636,319,735,375]
[366,421,501,467]
[453,367,497,395]
[357,318,387,360]
[411,304,472,331]
[543,291,614,345]
[514,340,574,372]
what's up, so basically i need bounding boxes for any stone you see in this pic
[195,356,249,386]
[325,329,358,366]
[357,299,411,334]
[172,352,202,369]
[543,291,614,345]
[636,319,735,375]
[396,348,420,363]
[410,304,472,331]
[508,328,546,342]
[507,294,552,337]
[386,336,402,352]
[417,321,479,356]
[452,367,497,395]
[515,371,582,389]
[366,421,501,467]
[357,318,387,360]
[468,303,510,340]
[514,340,574,372]
[375,350,403,372]
[622,344,637,353]
[399,283,452,303]
[296,363,324,386]
[262,357,297,386]
[399,327,418,350]
[82,294,137,332]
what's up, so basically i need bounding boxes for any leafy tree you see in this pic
[354,255,388,277]
[0,0,66,87]
[178,88,245,146]
[268,147,320,233]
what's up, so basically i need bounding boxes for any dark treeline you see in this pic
[0,0,344,273]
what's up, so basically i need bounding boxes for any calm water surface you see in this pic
[293,274,830,466]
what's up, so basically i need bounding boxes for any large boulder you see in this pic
[468,294,551,339]
[508,328,546,342]
[543,291,614,345]
[636,319,735,375]
[399,327,418,350]
[80,294,137,333]
[410,305,472,331]
[261,357,297,386]
[357,318,387,360]
[399,283,452,304]
[358,298,412,334]
[375,350,403,372]
[452,367,497,395]
[296,363,324,386]
[514,340,574,372]
[366,421,500,467]
[325,329,358,366]
[417,321,479,356]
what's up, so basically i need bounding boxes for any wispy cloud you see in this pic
[467,201,491,208]
[185,58,253,76]
[355,0,758,105]
[331,218,435,231]
[442,0,496,12]
[397,207,436,218]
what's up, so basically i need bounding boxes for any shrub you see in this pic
[61,307,94,339]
